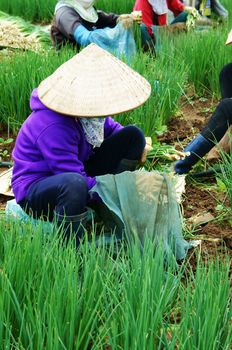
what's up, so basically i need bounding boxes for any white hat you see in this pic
[38,44,151,117]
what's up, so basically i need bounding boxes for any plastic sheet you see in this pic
[79,22,136,61]
[91,170,191,261]
[5,199,53,234]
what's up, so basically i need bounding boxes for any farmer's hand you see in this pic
[118,11,142,27]
[184,5,196,14]
[140,148,148,165]
[117,14,134,28]
[140,137,152,165]
[130,11,142,24]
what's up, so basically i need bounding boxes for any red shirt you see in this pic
[134,0,185,34]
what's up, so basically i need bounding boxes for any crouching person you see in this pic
[174,62,232,174]
[11,44,151,247]
[51,0,141,51]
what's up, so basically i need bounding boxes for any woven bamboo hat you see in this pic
[38,44,151,117]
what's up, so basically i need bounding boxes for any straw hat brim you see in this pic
[38,44,151,118]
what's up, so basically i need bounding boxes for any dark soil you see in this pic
[183,182,232,263]
[158,94,216,145]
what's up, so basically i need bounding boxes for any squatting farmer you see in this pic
[175,63,232,174]
[50,0,142,50]
[11,44,151,247]
[133,0,195,49]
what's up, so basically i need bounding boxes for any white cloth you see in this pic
[55,0,98,23]
[148,0,168,15]
[79,118,105,148]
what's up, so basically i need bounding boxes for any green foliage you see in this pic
[0,0,57,23]
[97,0,135,15]
[0,137,14,144]
[1,1,232,133]
[173,26,232,96]
[177,258,231,349]
[0,137,13,160]
[0,219,231,349]
[117,50,187,136]
[0,0,134,22]
[0,0,231,27]
[0,48,187,135]
[0,1,231,348]
[0,48,75,131]
[217,147,232,208]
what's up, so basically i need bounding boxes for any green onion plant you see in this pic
[0,219,231,349]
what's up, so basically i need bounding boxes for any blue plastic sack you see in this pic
[90,171,192,262]
[77,22,137,61]
[5,199,53,235]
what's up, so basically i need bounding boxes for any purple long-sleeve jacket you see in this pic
[12,89,123,203]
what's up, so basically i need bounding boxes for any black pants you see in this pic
[85,125,145,176]
[201,63,232,143]
[20,125,145,220]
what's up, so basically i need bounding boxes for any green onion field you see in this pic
[0,0,231,348]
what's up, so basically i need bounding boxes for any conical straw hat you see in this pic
[38,44,151,117]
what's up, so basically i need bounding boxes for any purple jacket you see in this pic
[12,89,123,203]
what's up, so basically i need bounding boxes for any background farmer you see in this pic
[51,0,141,51]
[175,62,232,174]
[11,44,151,246]
[194,0,228,19]
[133,0,195,49]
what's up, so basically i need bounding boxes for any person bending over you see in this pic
[194,0,228,19]
[12,44,151,247]
[51,0,141,49]
[175,63,232,174]
[133,0,195,48]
